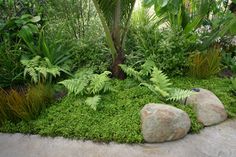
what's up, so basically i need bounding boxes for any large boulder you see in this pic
[141,104,191,143]
[184,88,227,126]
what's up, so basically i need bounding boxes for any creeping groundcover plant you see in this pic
[0,0,236,143]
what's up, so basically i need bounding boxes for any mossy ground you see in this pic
[0,77,235,143]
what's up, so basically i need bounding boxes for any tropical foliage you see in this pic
[59,69,113,110]
[21,56,61,84]
[120,61,193,101]
[0,0,236,143]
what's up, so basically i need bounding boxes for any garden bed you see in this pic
[0,77,235,143]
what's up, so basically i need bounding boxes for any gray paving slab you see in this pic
[0,119,236,157]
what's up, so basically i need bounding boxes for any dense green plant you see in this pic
[43,0,108,73]
[198,7,236,49]
[126,5,204,75]
[0,0,45,20]
[21,56,61,84]
[0,84,53,124]
[222,52,236,74]
[0,14,42,87]
[1,77,229,142]
[126,7,160,62]
[143,0,211,34]
[73,36,110,73]
[231,77,236,95]
[0,43,24,87]
[92,0,136,79]
[45,0,96,39]
[127,25,196,75]
[120,61,193,102]
[189,46,222,78]
[59,69,114,110]
[19,26,75,72]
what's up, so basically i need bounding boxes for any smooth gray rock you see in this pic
[141,103,191,143]
[185,88,227,126]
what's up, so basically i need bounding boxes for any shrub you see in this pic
[127,25,196,76]
[0,14,42,87]
[222,52,236,74]
[189,46,222,78]
[0,84,53,125]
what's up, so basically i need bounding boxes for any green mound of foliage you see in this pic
[1,77,235,143]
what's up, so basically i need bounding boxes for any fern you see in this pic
[21,56,41,83]
[140,83,159,95]
[59,78,90,95]
[150,67,172,97]
[74,68,94,78]
[119,64,143,82]
[21,56,61,84]
[59,70,113,110]
[140,60,155,76]
[167,88,194,102]
[121,61,193,102]
[88,71,112,94]
[85,95,101,111]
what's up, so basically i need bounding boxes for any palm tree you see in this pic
[92,0,136,79]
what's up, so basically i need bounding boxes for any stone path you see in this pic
[0,119,236,157]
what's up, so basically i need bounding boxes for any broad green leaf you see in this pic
[30,16,41,23]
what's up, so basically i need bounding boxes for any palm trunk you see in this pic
[92,0,135,79]
[111,46,126,79]
[111,0,125,79]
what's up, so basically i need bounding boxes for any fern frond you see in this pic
[75,68,94,78]
[24,67,38,83]
[87,71,112,94]
[140,83,159,95]
[119,64,143,82]
[150,67,172,92]
[59,77,90,95]
[140,60,155,76]
[85,95,101,111]
[103,82,116,93]
[167,88,194,102]
[154,85,170,97]
[21,56,61,83]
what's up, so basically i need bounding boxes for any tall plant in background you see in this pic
[46,0,96,40]
[92,0,136,79]
[143,0,211,34]
[0,14,42,87]
[189,46,222,78]
[0,0,45,20]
